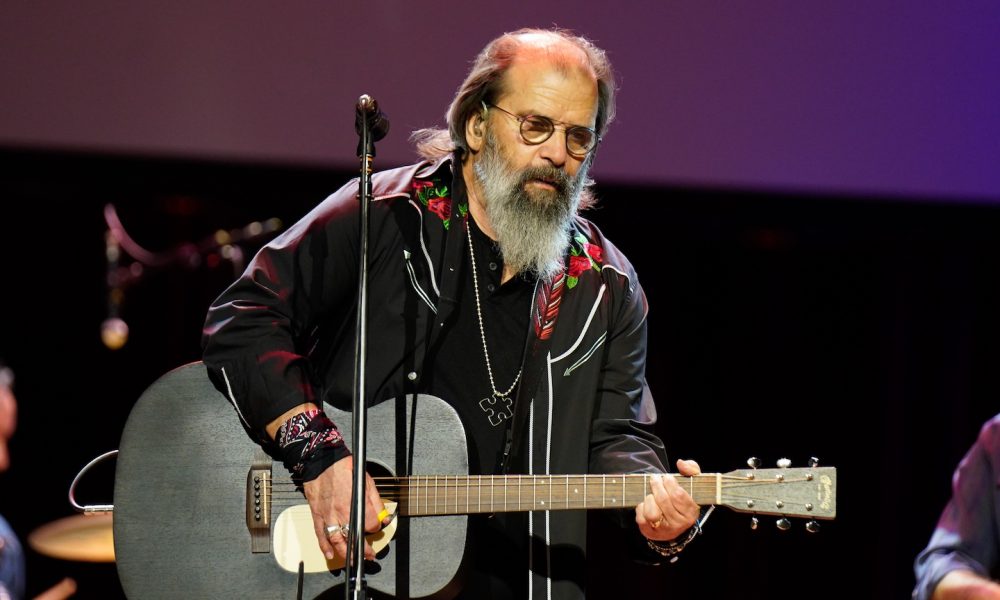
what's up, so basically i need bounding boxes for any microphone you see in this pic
[355,94,390,142]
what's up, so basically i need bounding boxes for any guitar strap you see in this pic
[496,260,568,475]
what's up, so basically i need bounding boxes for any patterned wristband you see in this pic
[276,408,350,481]
[647,506,714,564]
[646,525,699,562]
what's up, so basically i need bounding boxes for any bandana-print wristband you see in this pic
[276,408,351,482]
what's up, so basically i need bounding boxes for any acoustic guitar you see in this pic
[113,362,836,599]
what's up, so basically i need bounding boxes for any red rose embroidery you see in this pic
[427,196,452,221]
[585,243,603,264]
[568,254,592,278]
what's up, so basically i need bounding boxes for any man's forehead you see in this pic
[508,36,592,75]
[499,51,599,115]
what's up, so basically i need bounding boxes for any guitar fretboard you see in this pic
[377,474,720,516]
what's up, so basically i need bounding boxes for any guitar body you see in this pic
[113,362,470,599]
[114,363,839,598]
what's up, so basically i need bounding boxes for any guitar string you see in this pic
[268,477,808,504]
[268,476,802,488]
[267,475,816,494]
[268,483,820,514]
[269,483,802,493]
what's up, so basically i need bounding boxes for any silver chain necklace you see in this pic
[466,221,523,399]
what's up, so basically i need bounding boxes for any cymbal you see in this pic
[27,513,114,562]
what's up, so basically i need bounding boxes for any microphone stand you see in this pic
[345,94,387,600]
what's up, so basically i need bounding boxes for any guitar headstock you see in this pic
[717,466,836,520]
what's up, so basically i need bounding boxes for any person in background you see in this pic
[914,413,1000,599]
[0,365,76,600]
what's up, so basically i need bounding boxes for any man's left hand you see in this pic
[635,459,702,542]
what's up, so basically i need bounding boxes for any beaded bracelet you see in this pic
[275,408,351,482]
[646,506,715,563]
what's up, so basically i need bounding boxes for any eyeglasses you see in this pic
[484,102,600,156]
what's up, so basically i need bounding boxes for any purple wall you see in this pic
[2,1,999,199]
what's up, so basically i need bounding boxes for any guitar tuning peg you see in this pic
[806,520,820,533]
[751,517,759,530]
[776,518,791,531]
[776,458,791,469]
[808,457,820,468]
[747,457,761,469]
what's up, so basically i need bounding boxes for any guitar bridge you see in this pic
[246,451,271,553]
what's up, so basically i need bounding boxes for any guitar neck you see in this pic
[383,474,719,516]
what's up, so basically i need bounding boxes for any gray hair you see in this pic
[411,28,617,161]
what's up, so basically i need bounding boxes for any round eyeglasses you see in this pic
[484,102,600,156]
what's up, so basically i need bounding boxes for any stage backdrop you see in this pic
[1,1,999,200]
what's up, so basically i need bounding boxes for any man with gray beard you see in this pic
[203,28,702,600]
[472,127,587,281]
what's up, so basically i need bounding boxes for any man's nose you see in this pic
[537,132,568,168]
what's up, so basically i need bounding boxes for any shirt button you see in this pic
[488,262,498,271]
[407,371,418,381]
[487,283,496,292]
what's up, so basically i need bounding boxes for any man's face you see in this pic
[466,55,599,279]
[484,57,598,195]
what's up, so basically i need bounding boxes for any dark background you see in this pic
[3,148,999,598]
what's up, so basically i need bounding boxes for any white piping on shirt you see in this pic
[528,399,535,600]
[220,367,252,432]
[562,332,607,377]
[545,352,554,600]
[408,199,441,297]
[403,250,438,314]
[551,284,607,364]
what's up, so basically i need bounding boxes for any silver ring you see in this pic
[325,524,347,538]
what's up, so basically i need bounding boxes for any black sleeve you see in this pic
[201,181,360,442]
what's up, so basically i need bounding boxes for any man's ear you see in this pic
[466,105,487,153]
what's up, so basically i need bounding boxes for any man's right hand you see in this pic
[302,455,392,563]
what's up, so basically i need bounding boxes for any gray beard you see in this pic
[473,132,588,280]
